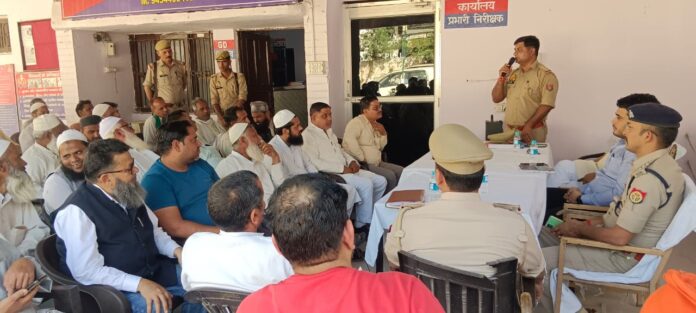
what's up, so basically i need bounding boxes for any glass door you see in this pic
[343,0,439,166]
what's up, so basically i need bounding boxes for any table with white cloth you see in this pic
[364,144,554,268]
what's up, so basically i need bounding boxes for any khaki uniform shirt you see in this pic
[603,148,684,248]
[209,72,248,112]
[385,192,545,277]
[342,115,388,165]
[143,60,187,108]
[504,61,559,128]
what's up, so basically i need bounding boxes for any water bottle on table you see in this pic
[529,139,539,155]
[479,174,489,195]
[426,170,440,202]
[513,130,522,149]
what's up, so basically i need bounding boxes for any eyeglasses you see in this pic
[99,165,136,176]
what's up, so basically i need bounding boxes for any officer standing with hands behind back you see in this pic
[143,40,188,110]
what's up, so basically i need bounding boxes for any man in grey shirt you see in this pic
[43,130,88,214]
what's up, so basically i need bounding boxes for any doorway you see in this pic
[344,1,439,166]
[237,29,306,123]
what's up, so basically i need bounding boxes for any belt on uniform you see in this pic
[507,121,544,130]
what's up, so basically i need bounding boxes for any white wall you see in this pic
[69,31,136,123]
[327,0,346,135]
[0,0,54,68]
[270,29,306,82]
[439,0,696,176]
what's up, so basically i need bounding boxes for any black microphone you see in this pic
[501,57,515,77]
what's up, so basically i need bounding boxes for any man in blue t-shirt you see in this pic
[141,120,220,240]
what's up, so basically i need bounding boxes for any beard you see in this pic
[287,133,303,146]
[254,120,269,130]
[6,167,37,204]
[123,130,150,151]
[61,164,85,182]
[112,179,147,209]
[246,140,265,163]
[48,134,59,155]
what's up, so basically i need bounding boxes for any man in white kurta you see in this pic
[22,114,64,189]
[19,99,50,153]
[42,130,88,215]
[0,140,50,255]
[215,123,285,205]
[302,103,387,228]
[99,117,159,182]
[181,171,292,292]
[268,110,361,213]
[191,98,225,146]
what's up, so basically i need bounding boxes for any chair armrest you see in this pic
[78,284,131,313]
[561,237,667,256]
[562,203,609,213]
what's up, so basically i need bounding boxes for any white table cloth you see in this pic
[364,144,554,267]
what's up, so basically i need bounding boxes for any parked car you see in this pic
[376,64,434,96]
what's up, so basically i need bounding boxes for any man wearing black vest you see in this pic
[53,139,201,313]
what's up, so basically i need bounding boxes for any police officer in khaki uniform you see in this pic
[209,50,248,125]
[492,35,558,143]
[384,124,546,293]
[143,40,188,109]
[536,102,684,313]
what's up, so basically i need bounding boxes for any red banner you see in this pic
[0,65,20,136]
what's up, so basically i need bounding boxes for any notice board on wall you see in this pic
[18,19,59,71]
[15,71,65,120]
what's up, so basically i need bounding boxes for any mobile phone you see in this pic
[26,275,47,291]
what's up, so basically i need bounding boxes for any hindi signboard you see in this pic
[63,0,298,19]
[445,0,508,29]
[15,71,65,120]
[0,65,20,136]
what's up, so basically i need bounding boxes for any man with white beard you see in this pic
[215,106,250,157]
[43,130,88,214]
[216,123,285,205]
[99,116,159,182]
[0,140,50,255]
[268,110,361,214]
[22,113,66,188]
[19,98,50,153]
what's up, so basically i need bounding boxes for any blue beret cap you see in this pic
[627,102,681,128]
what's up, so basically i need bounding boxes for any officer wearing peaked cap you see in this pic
[384,124,545,285]
[209,50,248,125]
[143,39,188,109]
[536,102,685,313]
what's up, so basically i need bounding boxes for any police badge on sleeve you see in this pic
[629,188,646,204]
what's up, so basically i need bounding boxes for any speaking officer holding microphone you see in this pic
[491,35,559,143]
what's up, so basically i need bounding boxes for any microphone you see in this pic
[501,57,515,77]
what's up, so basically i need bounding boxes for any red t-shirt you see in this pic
[237,267,444,313]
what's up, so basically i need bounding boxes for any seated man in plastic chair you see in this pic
[536,102,685,313]
[52,139,204,313]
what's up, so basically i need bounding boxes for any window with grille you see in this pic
[0,18,11,53]
[129,32,215,112]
